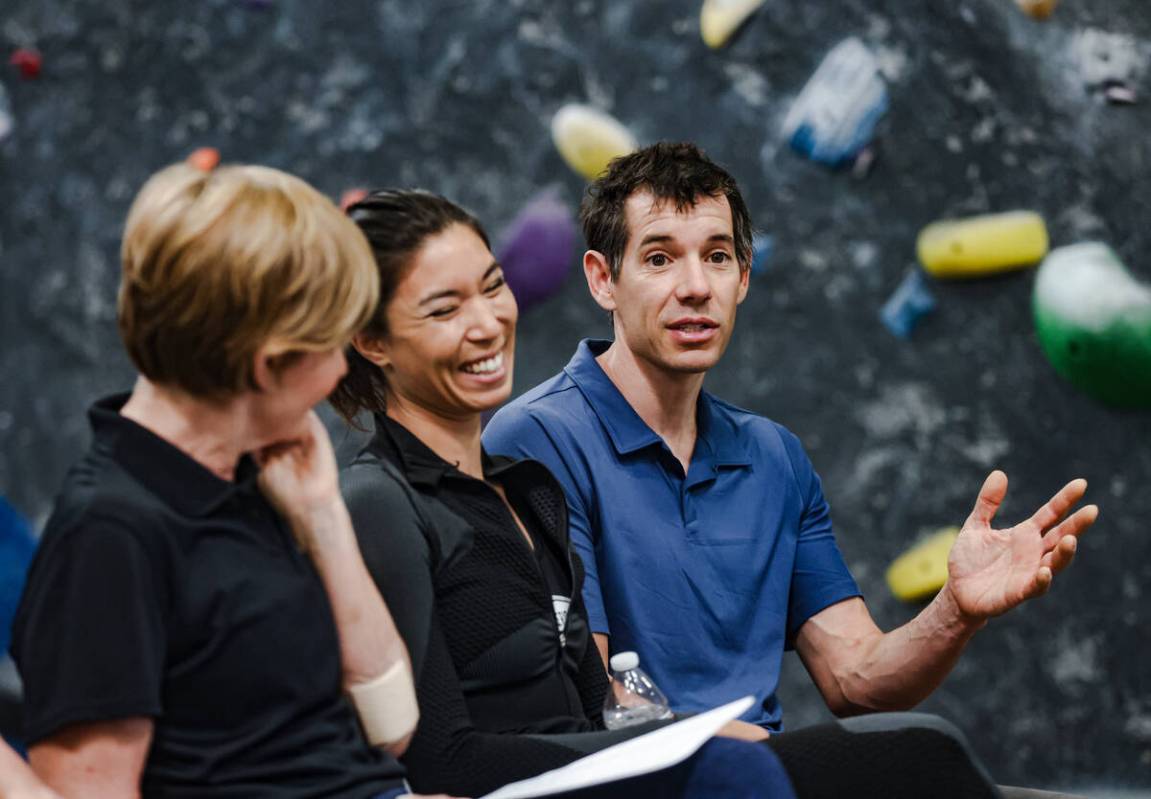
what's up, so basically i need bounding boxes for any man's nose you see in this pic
[676,257,712,303]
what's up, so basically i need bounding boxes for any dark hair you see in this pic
[580,141,753,280]
[328,189,490,426]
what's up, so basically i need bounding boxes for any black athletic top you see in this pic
[11,395,406,799]
[341,414,669,796]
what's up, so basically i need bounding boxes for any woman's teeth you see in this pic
[462,353,504,374]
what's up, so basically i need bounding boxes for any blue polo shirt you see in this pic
[484,339,860,730]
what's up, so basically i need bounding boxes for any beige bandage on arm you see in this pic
[347,659,420,746]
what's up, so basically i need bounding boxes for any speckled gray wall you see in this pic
[1,0,1149,792]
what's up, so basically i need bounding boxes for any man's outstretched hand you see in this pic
[944,471,1098,621]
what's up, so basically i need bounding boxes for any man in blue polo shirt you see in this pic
[484,142,1097,732]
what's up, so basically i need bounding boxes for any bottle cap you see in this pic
[610,651,639,672]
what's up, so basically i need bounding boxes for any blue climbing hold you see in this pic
[781,38,888,168]
[750,234,774,276]
[881,269,937,338]
[0,498,36,657]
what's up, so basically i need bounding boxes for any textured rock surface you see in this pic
[1,0,1149,791]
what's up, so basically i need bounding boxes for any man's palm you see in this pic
[946,471,1097,620]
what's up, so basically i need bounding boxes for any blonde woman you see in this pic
[11,165,449,799]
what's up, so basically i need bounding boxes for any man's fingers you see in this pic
[1028,478,1088,532]
[1022,565,1054,602]
[1041,504,1099,550]
[1042,535,1078,575]
[968,470,1008,526]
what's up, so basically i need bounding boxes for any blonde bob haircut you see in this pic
[118,163,379,399]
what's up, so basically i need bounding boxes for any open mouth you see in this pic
[667,318,719,332]
[460,351,505,375]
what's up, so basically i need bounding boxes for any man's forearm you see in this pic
[834,586,986,714]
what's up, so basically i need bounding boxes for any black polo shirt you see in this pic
[11,394,406,798]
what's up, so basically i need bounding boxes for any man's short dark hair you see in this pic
[579,141,753,280]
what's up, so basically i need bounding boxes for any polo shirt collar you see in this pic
[563,340,662,455]
[563,339,752,467]
[368,412,517,489]
[696,393,753,467]
[91,393,260,517]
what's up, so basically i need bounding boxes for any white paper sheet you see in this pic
[479,696,755,799]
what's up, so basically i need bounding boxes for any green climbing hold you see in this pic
[1033,242,1151,408]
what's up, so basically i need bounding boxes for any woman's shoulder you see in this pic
[341,450,420,516]
[340,451,473,570]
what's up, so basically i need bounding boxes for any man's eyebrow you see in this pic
[418,261,502,305]
[637,233,734,248]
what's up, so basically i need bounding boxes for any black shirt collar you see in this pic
[91,393,261,517]
[365,412,517,489]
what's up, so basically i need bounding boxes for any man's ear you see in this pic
[736,262,751,305]
[352,332,391,370]
[584,250,617,312]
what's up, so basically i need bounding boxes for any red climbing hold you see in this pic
[9,48,42,80]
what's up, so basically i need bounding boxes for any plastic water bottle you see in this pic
[603,651,674,729]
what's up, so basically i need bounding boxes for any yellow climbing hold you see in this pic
[886,527,959,602]
[917,211,1049,279]
[550,104,638,181]
[700,0,766,49]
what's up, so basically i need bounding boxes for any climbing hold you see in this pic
[917,211,1048,279]
[886,527,959,602]
[551,104,637,181]
[1014,0,1059,19]
[880,269,937,339]
[186,146,221,172]
[750,233,774,276]
[0,498,37,656]
[9,48,42,80]
[495,190,577,312]
[699,0,766,49]
[1033,242,1151,408]
[781,37,888,168]
[340,187,369,211]
[1101,79,1137,105]
[0,82,13,145]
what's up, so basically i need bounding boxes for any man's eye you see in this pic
[428,306,457,318]
[709,251,732,263]
[485,277,506,293]
[648,254,669,267]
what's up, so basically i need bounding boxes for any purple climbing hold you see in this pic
[495,191,577,313]
[881,269,937,338]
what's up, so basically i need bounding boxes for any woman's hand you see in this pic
[255,411,346,551]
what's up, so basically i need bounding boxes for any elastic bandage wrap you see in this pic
[348,659,419,746]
